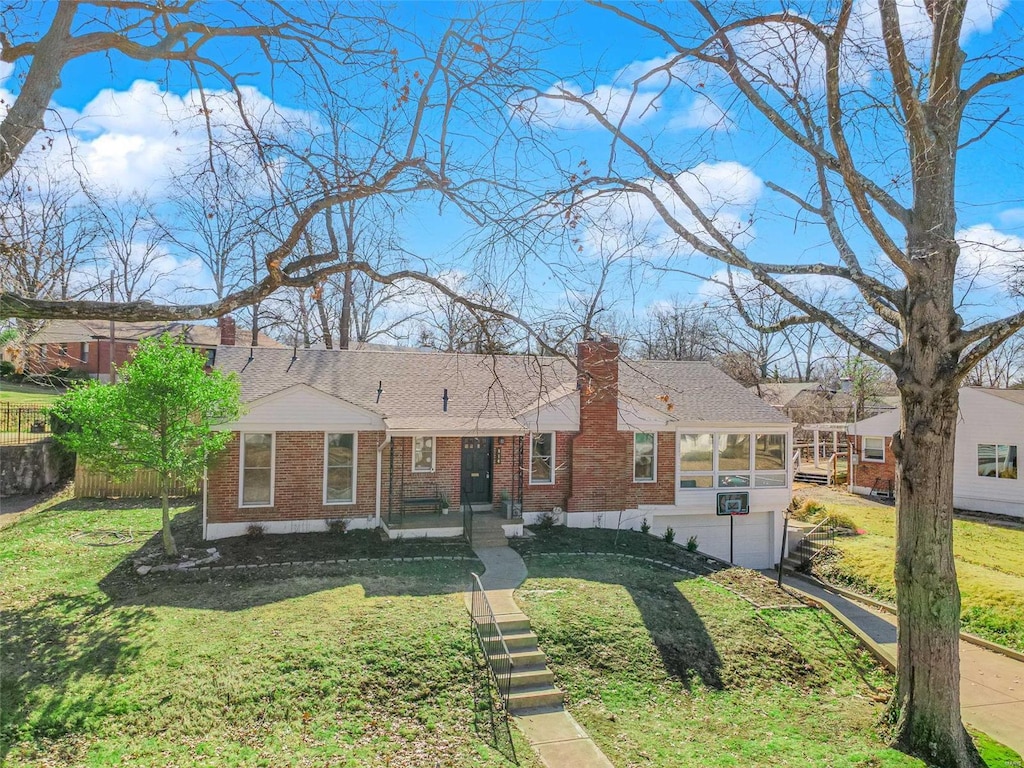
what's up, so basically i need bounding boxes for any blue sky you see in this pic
[2,0,1023,338]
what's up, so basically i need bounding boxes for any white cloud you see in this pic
[576,161,764,260]
[956,223,1024,286]
[855,0,1009,47]
[668,95,734,132]
[513,81,663,131]
[16,79,315,196]
[997,208,1024,228]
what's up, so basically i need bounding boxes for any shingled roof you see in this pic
[28,319,281,348]
[215,346,790,429]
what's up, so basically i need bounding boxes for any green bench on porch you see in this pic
[401,483,444,516]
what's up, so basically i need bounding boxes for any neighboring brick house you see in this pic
[206,339,795,568]
[850,388,1024,518]
[21,317,280,379]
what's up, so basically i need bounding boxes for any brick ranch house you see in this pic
[21,317,279,380]
[849,387,1023,518]
[204,339,795,568]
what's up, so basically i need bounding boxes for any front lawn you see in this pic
[798,488,1024,652]
[0,381,64,405]
[0,500,537,767]
[515,548,1017,767]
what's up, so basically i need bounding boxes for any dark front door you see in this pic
[461,437,493,505]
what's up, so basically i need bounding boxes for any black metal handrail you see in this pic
[462,486,473,544]
[794,516,837,568]
[469,572,514,711]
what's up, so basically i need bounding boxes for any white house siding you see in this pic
[649,510,777,569]
[952,389,1024,518]
[218,383,386,433]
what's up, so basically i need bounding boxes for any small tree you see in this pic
[51,335,242,556]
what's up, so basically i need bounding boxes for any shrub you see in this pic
[790,498,857,532]
[663,527,675,544]
[640,518,651,535]
[0,360,15,379]
[326,518,349,536]
[537,510,558,529]
[686,534,699,552]
[246,523,265,540]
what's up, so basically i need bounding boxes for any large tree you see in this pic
[525,1,1024,766]
[50,335,242,557]
[0,1,550,338]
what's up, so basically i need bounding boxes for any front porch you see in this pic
[381,433,528,535]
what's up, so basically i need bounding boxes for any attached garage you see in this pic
[652,511,776,569]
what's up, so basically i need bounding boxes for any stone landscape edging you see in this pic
[138,553,480,575]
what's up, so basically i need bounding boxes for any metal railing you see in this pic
[0,404,53,446]
[462,486,473,544]
[469,572,514,711]
[793,516,837,569]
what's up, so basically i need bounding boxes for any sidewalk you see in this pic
[780,572,1024,755]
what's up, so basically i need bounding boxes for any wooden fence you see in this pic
[74,464,199,499]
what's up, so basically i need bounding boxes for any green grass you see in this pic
[0,381,64,405]
[515,550,1020,768]
[802,491,1024,652]
[0,500,538,767]
[3,499,1019,767]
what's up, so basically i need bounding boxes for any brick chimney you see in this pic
[568,335,627,513]
[218,315,237,346]
[577,335,619,412]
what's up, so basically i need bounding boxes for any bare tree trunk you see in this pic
[161,475,177,557]
[339,270,354,350]
[339,207,357,350]
[314,285,332,349]
[891,266,981,765]
[892,378,978,765]
[250,301,260,347]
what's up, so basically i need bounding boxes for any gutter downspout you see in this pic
[202,467,208,540]
[375,434,392,529]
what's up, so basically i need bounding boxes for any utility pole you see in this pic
[109,270,116,383]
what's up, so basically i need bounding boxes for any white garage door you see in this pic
[653,511,773,569]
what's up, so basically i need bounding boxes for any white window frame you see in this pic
[239,432,275,508]
[412,435,436,473]
[863,436,885,463]
[633,432,657,483]
[81,342,89,363]
[529,432,556,485]
[977,443,1018,480]
[677,431,789,490]
[753,433,788,488]
[323,432,358,505]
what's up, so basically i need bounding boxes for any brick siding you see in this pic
[207,430,383,524]
[851,435,896,491]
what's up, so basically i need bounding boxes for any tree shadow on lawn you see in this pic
[518,556,725,692]
[0,593,154,761]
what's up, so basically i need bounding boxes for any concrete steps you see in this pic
[794,471,830,485]
[478,612,565,714]
[471,511,509,547]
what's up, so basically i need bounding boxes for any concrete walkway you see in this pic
[469,525,615,768]
[780,573,1024,755]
